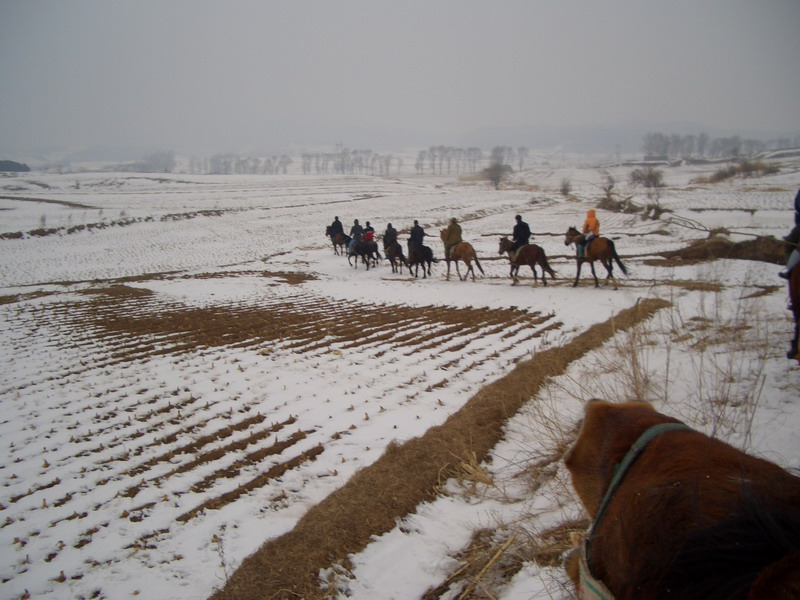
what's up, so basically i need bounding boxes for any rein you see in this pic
[579,422,691,600]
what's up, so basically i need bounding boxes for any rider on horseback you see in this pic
[364,221,375,243]
[443,217,462,260]
[329,216,344,238]
[349,219,364,254]
[408,220,427,255]
[578,209,599,258]
[383,223,398,249]
[509,215,531,261]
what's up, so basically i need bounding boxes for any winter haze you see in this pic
[1,0,799,158]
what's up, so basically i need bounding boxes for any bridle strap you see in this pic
[585,422,691,573]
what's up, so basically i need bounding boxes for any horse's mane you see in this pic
[628,484,800,599]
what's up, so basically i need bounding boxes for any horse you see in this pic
[788,265,800,360]
[440,230,485,282]
[385,242,409,274]
[347,240,381,270]
[325,226,349,256]
[564,226,628,289]
[408,245,435,278]
[498,236,556,286]
[565,400,800,600]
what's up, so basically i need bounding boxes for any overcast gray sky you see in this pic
[1,0,799,155]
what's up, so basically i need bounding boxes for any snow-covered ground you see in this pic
[1,159,798,600]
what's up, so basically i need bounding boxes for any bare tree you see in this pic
[517,146,529,171]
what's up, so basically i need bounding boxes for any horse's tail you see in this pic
[610,240,628,275]
[474,253,485,275]
[540,253,557,278]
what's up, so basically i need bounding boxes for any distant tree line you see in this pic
[300,147,396,176]
[413,145,530,175]
[642,132,800,160]
[187,153,293,175]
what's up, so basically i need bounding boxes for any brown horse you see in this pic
[498,236,556,286]
[325,226,349,256]
[565,400,800,600]
[564,227,628,288]
[788,265,800,360]
[440,230,484,281]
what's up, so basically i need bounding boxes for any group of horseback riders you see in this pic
[501,210,598,260]
[328,216,432,258]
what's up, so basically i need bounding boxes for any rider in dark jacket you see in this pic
[509,214,531,253]
[779,187,800,278]
[408,220,426,254]
[349,219,364,253]
[383,223,398,249]
[329,216,344,237]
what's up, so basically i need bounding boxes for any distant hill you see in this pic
[0,160,31,172]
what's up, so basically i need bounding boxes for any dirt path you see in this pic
[210,298,671,600]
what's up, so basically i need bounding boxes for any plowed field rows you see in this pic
[0,274,560,591]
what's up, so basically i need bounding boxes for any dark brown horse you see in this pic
[565,400,800,600]
[498,236,556,286]
[788,265,800,360]
[564,227,628,288]
[347,240,381,270]
[385,242,409,274]
[325,226,349,256]
[440,230,484,281]
[408,245,435,278]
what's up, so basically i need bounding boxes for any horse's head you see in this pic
[564,400,676,517]
[565,226,580,246]
[498,236,511,254]
[440,229,447,241]
[325,226,331,237]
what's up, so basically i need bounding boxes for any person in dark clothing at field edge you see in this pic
[779,187,800,279]
[408,220,427,254]
[509,214,531,254]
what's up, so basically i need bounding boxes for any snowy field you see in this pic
[1,158,799,600]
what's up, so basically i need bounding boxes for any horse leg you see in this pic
[605,258,619,290]
[538,260,549,286]
[456,260,464,281]
[530,264,543,286]
[445,258,451,281]
[590,262,600,287]
[573,259,583,287]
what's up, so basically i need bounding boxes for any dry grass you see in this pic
[658,235,786,264]
[209,299,670,600]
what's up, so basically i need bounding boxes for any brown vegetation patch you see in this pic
[210,298,671,600]
[658,236,785,264]
[743,285,781,299]
[661,280,724,293]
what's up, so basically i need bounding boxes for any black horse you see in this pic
[385,242,409,274]
[348,240,382,270]
[408,245,435,278]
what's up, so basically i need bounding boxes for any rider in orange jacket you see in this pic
[579,209,599,257]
